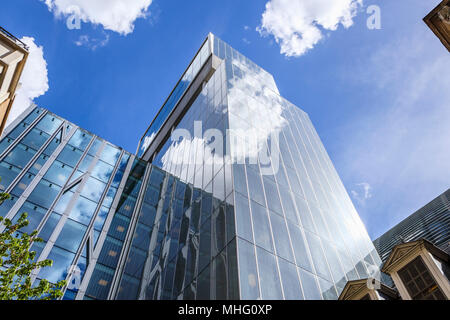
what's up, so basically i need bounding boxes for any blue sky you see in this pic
[1,0,449,240]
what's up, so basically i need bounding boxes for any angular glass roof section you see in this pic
[137,33,279,159]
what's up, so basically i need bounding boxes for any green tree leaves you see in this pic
[0,190,66,300]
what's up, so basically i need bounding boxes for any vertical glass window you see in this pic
[7,121,29,140]
[262,177,283,215]
[256,247,283,299]
[78,155,94,173]
[85,263,115,299]
[278,258,304,300]
[53,190,74,215]
[212,205,226,255]
[287,223,313,272]
[88,138,103,156]
[305,231,332,281]
[12,202,47,234]
[55,219,87,253]
[98,236,123,269]
[294,195,316,233]
[274,161,289,188]
[322,240,347,287]
[250,201,273,253]
[21,127,50,150]
[57,145,84,167]
[132,224,152,251]
[0,162,22,190]
[237,238,259,300]
[4,143,36,169]
[100,144,121,166]
[28,154,48,175]
[91,160,114,183]
[81,177,106,202]
[39,212,62,241]
[309,204,331,240]
[198,218,211,274]
[43,161,74,187]
[213,166,225,201]
[196,266,210,300]
[318,278,338,300]
[108,214,130,241]
[232,164,247,196]
[285,166,302,196]
[38,246,75,284]
[69,196,98,226]
[227,239,240,300]
[12,171,35,197]
[117,274,140,300]
[234,192,253,243]
[298,268,322,300]
[27,179,61,209]
[212,252,228,300]
[0,194,17,218]
[278,186,299,225]
[124,247,147,279]
[42,134,62,157]
[0,137,15,155]
[68,129,92,151]
[270,213,294,263]
[35,114,62,136]
[245,166,265,206]
[24,107,43,125]
[94,206,110,231]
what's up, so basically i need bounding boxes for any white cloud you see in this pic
[258,0,363,57]
[6,37,49,127]
[351,182,372,204]
[42,0,153,35]
[242,37,251,45]
[74,33,110,50]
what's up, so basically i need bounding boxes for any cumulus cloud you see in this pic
[6,37,49,127]
[258,0,363,57]
[42,0,153,35]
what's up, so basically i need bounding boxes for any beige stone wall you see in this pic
[0,32,28,135]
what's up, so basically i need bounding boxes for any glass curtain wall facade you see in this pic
[0,34,383,300]
[0,105,131,300]
[133,34,383,300]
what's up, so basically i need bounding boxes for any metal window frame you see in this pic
[75,154,136,299]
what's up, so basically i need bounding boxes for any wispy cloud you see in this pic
[351,182,372,205]
[74,33,110,50]
[335,23,450,238]
[257,0,363,57]
[42,0,153,35]
[6,37,48,127]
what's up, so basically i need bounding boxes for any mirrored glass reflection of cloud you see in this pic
[153,52,287,180]
[91,160,114,183]
[227,56,287,174]
[69,196,97,225]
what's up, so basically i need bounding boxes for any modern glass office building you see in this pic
[374,189,450,263]
[0,34,383,300]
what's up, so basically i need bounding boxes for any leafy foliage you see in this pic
[0,191,66,300]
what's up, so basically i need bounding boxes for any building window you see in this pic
[398,256,446,300]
